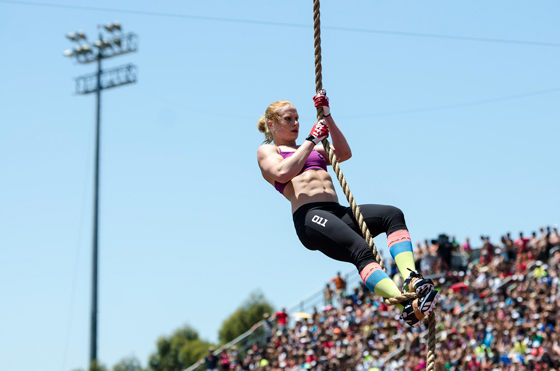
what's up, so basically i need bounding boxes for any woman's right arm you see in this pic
[257,141,315,184]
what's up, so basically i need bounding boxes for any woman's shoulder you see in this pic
[257,143,278,154]
[258,143,277,149]
[257,144,281,162]
[258,143,301,155]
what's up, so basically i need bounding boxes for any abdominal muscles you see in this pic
[283,169,339,212]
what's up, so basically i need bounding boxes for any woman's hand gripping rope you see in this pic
[313,89,330,117]
[306,119,329,145]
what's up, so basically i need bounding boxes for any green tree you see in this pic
[69,359,109,371]
[89,360,109,371]
[113,356,144,371]
[218,290,274,344]
[148,325,212,371]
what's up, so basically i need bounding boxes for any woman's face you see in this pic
[269,104,299,143]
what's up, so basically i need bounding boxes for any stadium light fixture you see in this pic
[77,30,87,40]
[82,44,93,54]
[66,32,78,41]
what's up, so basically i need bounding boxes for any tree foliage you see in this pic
[113,356,144,371]
[148,325,212,371]
[77,291,274,371]
[218,290,274,344]
[70,359,109,371]
[89,360,109,371]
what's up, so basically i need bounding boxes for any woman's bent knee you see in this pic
[385,205,407,235]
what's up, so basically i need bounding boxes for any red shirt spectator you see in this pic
[514,232,530,252]
[274,308,289,325]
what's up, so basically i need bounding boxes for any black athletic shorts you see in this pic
[292,202,407,273]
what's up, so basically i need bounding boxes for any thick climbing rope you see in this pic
[312,1,437,369]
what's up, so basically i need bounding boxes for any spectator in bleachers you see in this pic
[330,272,346,309]
[434,234,453,270]
[324,283,333,307]
[260,313,275,344]
[514,232,530,253]
[462,237,471,254]
[550,225,560,247]
[505,234,516,263]
[273,307,289,335]
[527,231,539,251]
[203,347,219,371]
[480,235,495,264]
[537,227,553,261]
[420,244,438,275]
[414,241,424,270]
[219,348,230,371]
[451,235,459,251]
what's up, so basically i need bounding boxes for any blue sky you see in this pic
[1,1,559,371]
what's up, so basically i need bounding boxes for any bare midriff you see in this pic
[275,169,339,214]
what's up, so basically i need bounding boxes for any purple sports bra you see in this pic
[273,147,328,195]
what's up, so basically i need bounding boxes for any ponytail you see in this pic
[257,115,273,144]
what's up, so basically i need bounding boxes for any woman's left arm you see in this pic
[312,89,352,163]
[323,114,352,163]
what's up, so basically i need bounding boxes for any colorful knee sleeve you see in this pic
[388,230,416,279]
[360,262,401,299]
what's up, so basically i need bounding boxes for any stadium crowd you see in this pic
[203,226,560,371]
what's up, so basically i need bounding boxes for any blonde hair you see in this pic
[257,100,292,144]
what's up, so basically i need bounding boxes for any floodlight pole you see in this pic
[90,33,102,364]
[63,24,137,368]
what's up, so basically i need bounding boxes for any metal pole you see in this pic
[64,26,137,368]
[90,34,102,365]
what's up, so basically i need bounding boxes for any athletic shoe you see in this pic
[402,269,435,297]
[400,289,439,328]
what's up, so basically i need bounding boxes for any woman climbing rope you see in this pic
[256,90,439,328]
